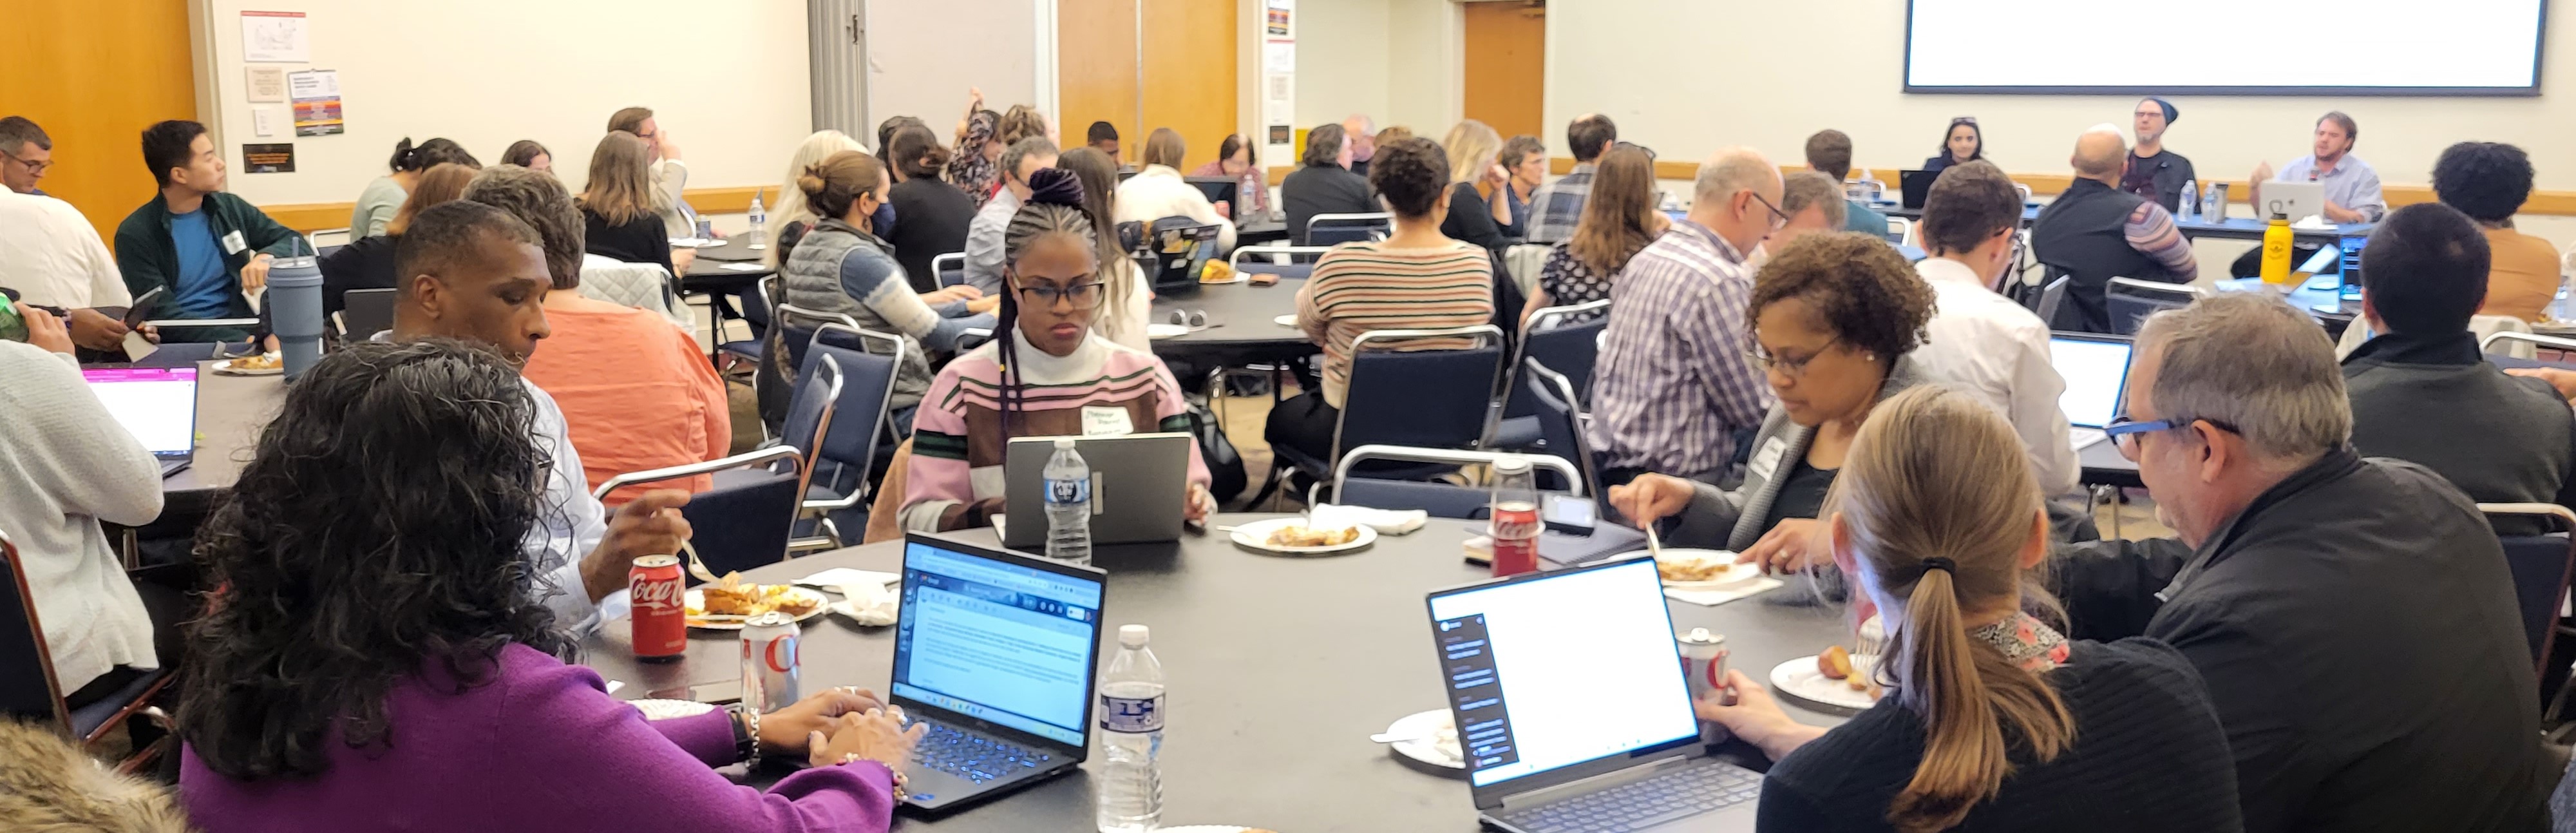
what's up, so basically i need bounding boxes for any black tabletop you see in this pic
[1236,218,1289,245]
[1146,278,1318,367]
[575,515,1857,831]
[681,257,775,296]
[687,236,771,263]
[160,361,285,516]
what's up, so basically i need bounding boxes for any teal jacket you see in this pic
[113,191,301,327]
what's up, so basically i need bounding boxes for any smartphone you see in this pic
[688,679,743,705]
[1542,493,1596,536]
[124,287,170,329]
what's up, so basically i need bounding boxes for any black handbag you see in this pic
[1184,403,1247,504]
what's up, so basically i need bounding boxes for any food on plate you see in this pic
[692,575,820,619]
[1199,260,1236,283]
[1817,645,1855,680]
[1656,557,1734,583]
[1265,524,1361,548]
[229,353,282,371]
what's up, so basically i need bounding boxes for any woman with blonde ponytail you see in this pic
[1701,386,2242,832]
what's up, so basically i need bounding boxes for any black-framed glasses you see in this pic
[2103,414,2242,460]
[1749,191,1791,232]
[1746,336,1842,378]
[1017,281,1106,309]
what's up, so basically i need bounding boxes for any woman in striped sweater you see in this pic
[1265,135,1497,465]
[900,169,1214,533]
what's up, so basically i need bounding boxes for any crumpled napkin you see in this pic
[1306,503,1428,535]
[797,568,901,626]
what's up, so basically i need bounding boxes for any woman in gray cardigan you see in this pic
[1609,232,1938,569]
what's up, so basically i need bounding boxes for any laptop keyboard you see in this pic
[1495,762,1761,833]
[907,720,1054,785]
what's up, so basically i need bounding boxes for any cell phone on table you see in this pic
[1542,493,1597,536]
[688,679,743,705]
[123,287,169,329]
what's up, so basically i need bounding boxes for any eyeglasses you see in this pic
[1745,336,1842,378]
[1951,116,1979,127]
[1017,281,1106,309]
[1749,191,1791,232]
[3,151,48,175]
[2103,414,2242,460]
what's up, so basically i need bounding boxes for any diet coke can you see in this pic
[629,555,687,663]
[1678,627,1733,743]
[741,611,802,713]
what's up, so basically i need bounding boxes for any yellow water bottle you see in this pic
[2260,212,2294,287]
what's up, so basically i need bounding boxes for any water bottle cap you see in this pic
[1055,437,1077,450]
[1493,455,1531,474]
[1119,624,1150,647]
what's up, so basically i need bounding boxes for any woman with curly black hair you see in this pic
[2431,140,2559,323]
[1607,231,1937,570]
[177,338,920,832]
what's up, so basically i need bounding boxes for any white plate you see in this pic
[1769,654,1882,714]
[212,356,283,376]
[684,586,831,631]
[1271,313,1298,327]
[1228,517,1377,555]
[1629,548,1762,590]
[629,698,717,720]
[1146,322,1192,339]
[1382,707,1463,771]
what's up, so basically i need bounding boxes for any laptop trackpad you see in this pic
[1640,800,1758,831]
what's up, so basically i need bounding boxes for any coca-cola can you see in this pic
[741,611,801,713]
[629,555,687,663]
[1678,627,1733,743]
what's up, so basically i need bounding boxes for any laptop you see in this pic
[889,533,1109,814]
[2338,233,2369,300]
[1426,557,1761,832]
[81,365,199,477]
[1898,169,1939,209]
[999,432,1193,550]
[1184,176,1241,214]
[2259,180,2326,224]
[2049,333,2134,451]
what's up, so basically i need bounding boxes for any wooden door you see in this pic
[1463,0,1546,143]
[1057,0,1141,166]
[0,0,198,243]
[1140,0,1237,172]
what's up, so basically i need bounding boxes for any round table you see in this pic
[160,361,287,517]
[1146,279,1316,368]
[687,235,770,263]
[576,515,1855,831]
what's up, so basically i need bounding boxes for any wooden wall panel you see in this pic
[1058,0,1141,166]
[1463,1,1546,143]
[0,0,197,244]
[1140,0,1238,171]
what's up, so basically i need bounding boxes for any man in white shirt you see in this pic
[0,189,147,352]
[1909,160,2079,495]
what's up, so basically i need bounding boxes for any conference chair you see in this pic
[1329,445,1584,519]
[2485,331,2576,364]
[0,526,173,774]
[1524,358,1606,499]
[1228,245,1330,282]
[2031,275,2072,328]
[1249,325,1506,509]
[594,446,806,580]
[305,227,351,260]
[2102,278,2206,336]
[335,287,397,343]
[932,252,966,288]
[775,352,846,533]
[795,323,905,548]
[2478,503,2576,718]
[717,276,778,370]
[1886,216,1914,248]
[1488,300,1610,451]
[1306,212,1392,246]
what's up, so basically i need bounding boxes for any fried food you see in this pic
[1199,260,1236,283]
[1818,645,1855,680]
[1656,558,1733,583]
[1265,524,1361,548]
[229,353,281,370]
[694,576,820,619]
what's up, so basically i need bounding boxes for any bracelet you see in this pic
[728,705,762,765]
[842,754,908,801]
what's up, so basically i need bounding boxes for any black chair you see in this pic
[1490,300,1611,450]
[335,287,397,343]
[1330,445,1584,519]
[1523,358,1605,499]
[1252,325,1506,508]
[718,275,777,369]
[1307,212,1391,246]
[931,252,967,289]
[596,446,807,581]
[2099,277,2205,336]
[776,350,846,503]
[0,527,172,771]
[2479,504,2576,709]
[1227,245,1330,282]
[797,323,905,547]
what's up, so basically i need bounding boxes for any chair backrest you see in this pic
[2032,274,2072,326]
[1334,326,1507,461]
[779,352,846,499]
[2481,503,2576,676]
[2483,330,2576,360]
[340,288,397,341]
[739,275,778,333]
[1330,445,1584,518]
[1523,358,1604,498]
[932,252,967,288]
[800,324,904,504]
[594,447,807,581]
[579,260,690,326]
[1307,212,1391,246]
[0,528,72,737]
[1229,245,1330,282]
[2103,278,2206,336]
[1886,216,1914,247]
[773,303,861,380]
[1500,303,1610,421]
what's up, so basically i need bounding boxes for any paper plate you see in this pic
[629,698,718,721]
[1770,654,1882,714]
[1228,517,1376,556]
[1381,707,1464,773]
[684,586,831,631]
[1627,548,1763,590]
[1271,314,1298,327]
[1147,323,1193,339]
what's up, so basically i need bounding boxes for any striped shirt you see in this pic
[1294,240,1497,408]
[2121,200,2198,278]
[1590,220,1772,477]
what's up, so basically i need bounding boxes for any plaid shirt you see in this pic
[1522,164,1595,244]
[1589,220,1772,477]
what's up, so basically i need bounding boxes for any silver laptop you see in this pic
[1426,557,1760,832]
[888,533,1106,814]
[2260,180,2327,224]
[82,365,198,477]
[2050,332,2134,451]
[997,432,1192,549]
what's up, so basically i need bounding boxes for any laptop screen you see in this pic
[1428,559,1699,788]
[2049,336,2133,430]
[80,367,198,455]
[892,539,1105,747]
[2340,233,2371,300]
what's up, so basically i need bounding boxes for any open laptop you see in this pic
[998,433,1193,550]
[1899,169,1939,209]
[1184,176,1241,215]
[2049,332,2134,452]
[80,366,199,477]
[889,533,1108,814]
[1426,556,1761,833]
[2260,180,2326,224]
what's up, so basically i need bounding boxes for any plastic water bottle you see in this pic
[1043,438,1093,564]
[1096,624,1165,833]
[746,190,768,247]
[1857,168,1884,202]
[2177,179,2199,222]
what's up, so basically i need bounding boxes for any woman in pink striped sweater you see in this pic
[900,169,1213,533]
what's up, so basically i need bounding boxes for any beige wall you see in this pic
[1292,0,1459,139]
[868,0,1040,142]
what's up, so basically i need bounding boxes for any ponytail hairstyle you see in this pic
[793,149,887,239]
[390,137,480,173]
[1823,385,2075,833]
[992,168,1097,432]
[889,124,952,182]
[1052,146,1137,342]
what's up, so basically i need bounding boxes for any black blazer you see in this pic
[582,207,675,277]
[1280,164,1374,245]
[886,177,978,292]
[1441,182,1515,254]
[316,233,397,317]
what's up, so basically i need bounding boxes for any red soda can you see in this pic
[1489,456,1542,577]
[741,611,802,713]
[1678,627,1733,743]
[629,555,687,663]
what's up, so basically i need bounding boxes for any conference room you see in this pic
[7,0,2576,830]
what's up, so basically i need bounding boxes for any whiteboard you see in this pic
[1904,0,2546,95]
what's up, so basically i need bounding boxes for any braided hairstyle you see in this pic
[994,167,1097,433]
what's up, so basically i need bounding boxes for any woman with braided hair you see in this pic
[898,168,1214,533]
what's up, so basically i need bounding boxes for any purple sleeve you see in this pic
[503,660,898,833]
[649,708,742,769]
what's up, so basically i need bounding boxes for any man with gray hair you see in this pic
[1763,171,1846,256]
[1590,148,1784,484]
[961,136,1061,294]
[0,116,51,196]
[1341,114,1376,178]
[2029,123,2195,332]
[2058,292,2550,832]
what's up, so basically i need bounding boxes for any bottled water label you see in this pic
[1101,693,1164,733]
[1047,477,1091,507]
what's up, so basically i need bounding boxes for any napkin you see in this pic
[796,568,900,591]
[1663,577,1783,607]
[1308,503,1428,535]
[2292,215,2334,230]
[798,568,902,626]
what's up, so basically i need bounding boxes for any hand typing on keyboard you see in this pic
[811,705,927,770]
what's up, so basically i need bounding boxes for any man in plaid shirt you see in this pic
[1523,114,1618,244]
